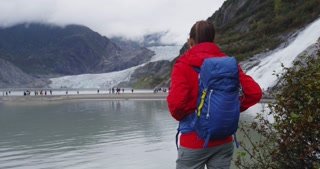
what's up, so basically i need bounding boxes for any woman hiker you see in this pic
[167,20,262,169]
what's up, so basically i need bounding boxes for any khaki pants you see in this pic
[176,143,234,169]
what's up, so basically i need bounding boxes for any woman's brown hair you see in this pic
[189,20,215,45]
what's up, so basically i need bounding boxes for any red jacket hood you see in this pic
[178,42,226,67]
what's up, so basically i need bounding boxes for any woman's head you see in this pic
[188,20,215,47]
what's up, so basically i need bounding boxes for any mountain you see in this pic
[148,0,320,89]
[208,0,320,60]
[0,23,155,87]
[0,23,154,76]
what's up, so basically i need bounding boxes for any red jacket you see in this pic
[167,42,262,149]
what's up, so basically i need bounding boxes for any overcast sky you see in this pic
[0,0,225,44]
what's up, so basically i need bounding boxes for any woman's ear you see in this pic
[188,38,195,48]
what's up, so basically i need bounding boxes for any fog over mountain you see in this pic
[0,0,225,44]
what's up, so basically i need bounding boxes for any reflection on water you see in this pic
[0,100,265,169]
[0,100,178,169]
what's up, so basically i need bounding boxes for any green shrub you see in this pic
[235,51,320,168]
[271,55,320,168]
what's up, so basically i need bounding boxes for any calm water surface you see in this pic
[0,100,264,169]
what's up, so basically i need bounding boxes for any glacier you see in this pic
[49,45,181,89]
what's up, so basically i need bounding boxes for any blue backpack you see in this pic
[177,57,240,148]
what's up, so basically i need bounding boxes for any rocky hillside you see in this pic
[0,58,47,88]
[209,0,320,60]
[0,23,154,76]
[118,60,172,88]
[0,23,154,87]
[148,0,320,88]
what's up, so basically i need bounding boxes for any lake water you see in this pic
[0,100,265,169]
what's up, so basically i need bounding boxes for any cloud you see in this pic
[0,0,225,44]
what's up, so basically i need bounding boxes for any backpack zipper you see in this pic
[207,89,213,119]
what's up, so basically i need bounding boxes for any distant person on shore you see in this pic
[131,89,134,93]
[167,20,262,169]
[97,89,100,94]
[66,90,68,95]
[50,90,52,95]
[6,91,8,96]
